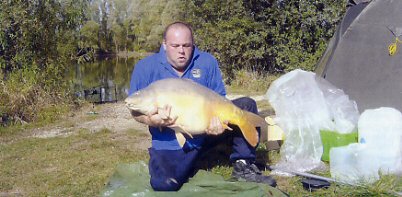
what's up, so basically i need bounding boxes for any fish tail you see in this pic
[237,111,268,147]
[244,111,268,128]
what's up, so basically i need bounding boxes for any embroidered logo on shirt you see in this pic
[191,69,201,78]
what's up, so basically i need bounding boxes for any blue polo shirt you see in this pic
[129,45,226,150]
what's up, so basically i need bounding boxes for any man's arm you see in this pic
[207,57,226,96]
[128,60,149,96]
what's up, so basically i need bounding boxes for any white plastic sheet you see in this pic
[265,69,359,173]
[266,70,329,172]
[317,78,359,133]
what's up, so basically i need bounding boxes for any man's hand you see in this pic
[132,105,177,128]
[148,105,178,127]
[205,116,232,135]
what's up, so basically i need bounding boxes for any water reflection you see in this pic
[67,57,139,103]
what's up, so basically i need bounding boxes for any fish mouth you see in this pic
[125,103,140,110]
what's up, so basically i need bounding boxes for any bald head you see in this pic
[163,22,194,43]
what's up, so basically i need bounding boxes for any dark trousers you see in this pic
[148,97,261,191]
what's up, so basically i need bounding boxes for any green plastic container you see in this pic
[320,130,358,162]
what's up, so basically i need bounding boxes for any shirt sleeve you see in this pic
[208,57,227,97]
[128,60,149,96]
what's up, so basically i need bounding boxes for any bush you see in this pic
[0,0,85,125]
[0,63,72,124]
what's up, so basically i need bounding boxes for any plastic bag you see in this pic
[316,77,359,133]
[266,69,331,172]
[265,69,359,173]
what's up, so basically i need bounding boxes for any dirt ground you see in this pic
[31,102,147,137]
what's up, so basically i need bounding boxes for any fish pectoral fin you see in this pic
[222,122,233,131]
[172,126,192,148]
[170,125,193,139]
[182,128,193,139]
[175,132,186,148]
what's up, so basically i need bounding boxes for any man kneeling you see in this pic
[128,21,276,191]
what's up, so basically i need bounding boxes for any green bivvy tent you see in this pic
[315,0,402,112]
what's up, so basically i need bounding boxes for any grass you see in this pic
[0,128,148,196]
[226,69,280,95]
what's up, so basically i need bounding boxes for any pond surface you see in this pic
[66,57,139,103]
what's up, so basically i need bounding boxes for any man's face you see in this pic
[163,27,194,72]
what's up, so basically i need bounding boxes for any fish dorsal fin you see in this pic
[175,132,186,148]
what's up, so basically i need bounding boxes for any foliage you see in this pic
[0,0,86,123]
[185,0,347,78]
[80,0,186,56]
[262,0,346,72]
[0,0,86,71]
[0,62,72,123]
[79,20,100,62]
[186,1,267,78]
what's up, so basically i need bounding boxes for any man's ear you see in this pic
[162,41,167,50]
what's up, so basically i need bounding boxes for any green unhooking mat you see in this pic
[100,161,287,197]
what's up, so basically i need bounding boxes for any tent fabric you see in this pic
[315,0,402,112]
[100,161,287,197]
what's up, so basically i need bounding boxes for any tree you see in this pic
[79,20,100,62]
[185,0,346,77]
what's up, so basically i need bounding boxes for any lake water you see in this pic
[66,57,139,103]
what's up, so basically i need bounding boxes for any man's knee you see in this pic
[150,176,183,191]
[232,97,258,113]
[148,148,199,191]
